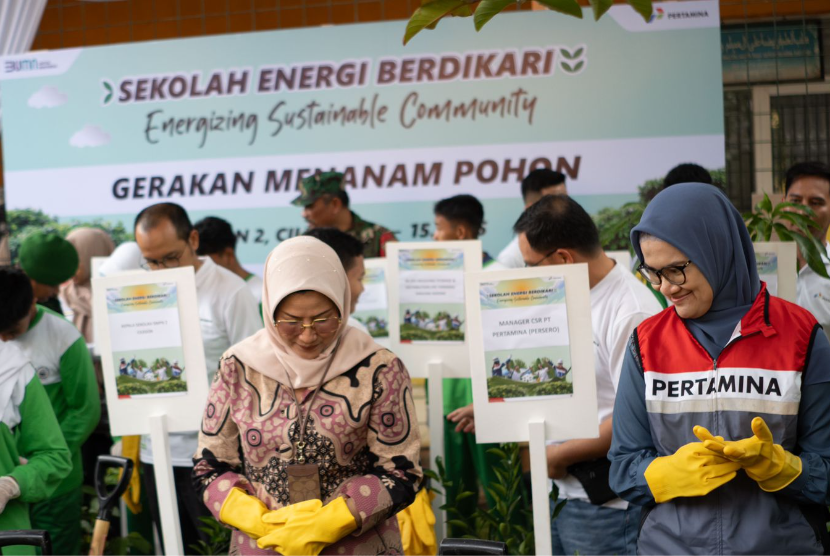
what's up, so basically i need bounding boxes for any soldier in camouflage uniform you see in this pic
[292,172,397,258]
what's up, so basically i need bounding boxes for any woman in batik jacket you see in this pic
[193,236,422,556]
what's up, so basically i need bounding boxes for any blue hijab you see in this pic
[631,183,761,358]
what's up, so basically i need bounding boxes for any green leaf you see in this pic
[792,232,830,279]
[474,0,516,31]
[588,0,613,20]
[759,192,773,214]
[536,0,584,19]
[455,491,477,502]
[404,0,469,45]
[777,211,819,232]
[772,224,795,243]
[448,519,471,531]
[487,447,507,459]
[422,468,439,481]
[552,498,568,519]
[625,0,653,21]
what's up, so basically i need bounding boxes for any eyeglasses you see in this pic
[141,250,186,270]
[274,316,342,337]
[525,250,557,268]
[637,260,693,287]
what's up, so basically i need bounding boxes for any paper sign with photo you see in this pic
[106,282,188,398]
[756,251,778,296]
[480,276,573,402]
[398,248,465,344]
[353,263,389,339]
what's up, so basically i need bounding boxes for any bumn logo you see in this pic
[4,58,57,73]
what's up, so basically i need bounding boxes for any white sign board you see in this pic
[387,240,483,378]
[352,257,390,348]
[754,241,797,303]
[92,267,208,436]
[466,264,599,444]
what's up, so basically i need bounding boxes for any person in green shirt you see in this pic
[431,194,501,530]
[17,231,79,316]
[1,262,100,556]
[0,269,73,556]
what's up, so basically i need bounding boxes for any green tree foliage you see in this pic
[404,0,653,45]
[7,208,132,264]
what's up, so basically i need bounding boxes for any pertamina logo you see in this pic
[648,5,710,24]
[4,58,58,74]
[648,8,665,22]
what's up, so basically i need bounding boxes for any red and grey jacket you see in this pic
[609,284,830,555]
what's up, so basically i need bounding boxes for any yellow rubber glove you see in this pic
[121,436,142,514]
[397,488,437,556]
[694,417,802,492]
[644,442,742,503]
[218,487,274,539]
[257,497,358,555]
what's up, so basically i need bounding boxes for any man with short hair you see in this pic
[785,161,830,341]
[194,216,263,305]
[293,172,397,258]
[134,202,261,551]
[18,231,79,315]
[1,265,99,556]
[433,194,503,268]
[662,163,713,189]
[497,169,567,268]
[303,227,367,333]
[513,195,661,555]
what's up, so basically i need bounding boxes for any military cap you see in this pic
[19,231,79,286]
[292,172,345,207]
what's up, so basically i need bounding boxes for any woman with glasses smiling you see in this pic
[192,236,423,556]
[609,183,830,554]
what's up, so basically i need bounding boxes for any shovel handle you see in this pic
[88,520,110,556]
[94,455,134,522]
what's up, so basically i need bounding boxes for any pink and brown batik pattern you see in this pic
[193,349,421,555]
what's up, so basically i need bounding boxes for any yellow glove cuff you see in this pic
[325,497,359,537]
[219,487,271,539]
[757,449,802,492]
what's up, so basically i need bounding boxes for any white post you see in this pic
[149,413,184,556]
[528,418,552,556]
[427,360,446,543]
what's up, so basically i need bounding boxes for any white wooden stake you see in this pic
[149,413,184,556]
[528,418,552,556]
[427,360,447,543]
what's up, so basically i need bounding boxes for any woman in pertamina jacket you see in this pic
[609,183,830,554]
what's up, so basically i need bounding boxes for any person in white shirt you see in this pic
[303,228,369,334]
[496,169,568,268]
[194,216,264,306]
[785,162,830,342]
[516,195,661,554]
[134,203,261,551]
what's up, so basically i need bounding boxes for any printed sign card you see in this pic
[753,242,797,303]
[92,267,209,436]
[481,277,574,402]
[398,248,465,344]
[466,265,598,443]
[387,240,483,378]
[107,282,188,398]
[352,258,390,346]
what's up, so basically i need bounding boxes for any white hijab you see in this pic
[0,342,36,429]
[229,236,381,389]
